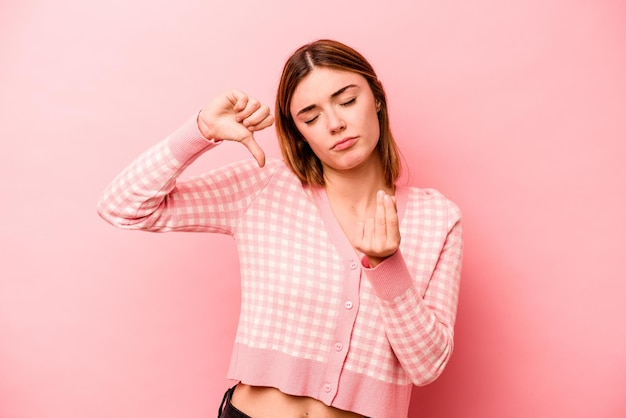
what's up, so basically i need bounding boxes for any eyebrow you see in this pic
[296,84,358,116]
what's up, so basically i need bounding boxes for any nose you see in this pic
[326,110,346,134]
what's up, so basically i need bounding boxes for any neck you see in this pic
[323,157,392,218]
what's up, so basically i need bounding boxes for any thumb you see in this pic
[240,135,266,167]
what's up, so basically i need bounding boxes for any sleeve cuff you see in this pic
[362,250,414,301]
[167,112,222,162]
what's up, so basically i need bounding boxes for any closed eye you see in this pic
[302,97,356,124]
[341,97,356,106]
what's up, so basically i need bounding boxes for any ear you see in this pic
[376,100,382,112]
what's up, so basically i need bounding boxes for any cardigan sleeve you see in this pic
[363,198,463,386]
[97,114,278,234]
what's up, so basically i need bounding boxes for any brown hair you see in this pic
[275,39,402,187]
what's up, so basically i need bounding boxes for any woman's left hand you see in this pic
[353,190,401,267]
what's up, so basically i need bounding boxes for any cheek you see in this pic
[295,124,321,144]
[294,127,311,145]
[372,117,381,136]
[291,121,311,142]
[362,108,381,136]
[371,104,382,129]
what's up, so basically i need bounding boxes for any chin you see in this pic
[333,156,371,172]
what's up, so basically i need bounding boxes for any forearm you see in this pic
[378,284,456,385]
[364,217,463,385]
[96,114,219,230]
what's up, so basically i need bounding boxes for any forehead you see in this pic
[290,67,368,110]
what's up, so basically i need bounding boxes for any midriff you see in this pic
[230,384,366,418]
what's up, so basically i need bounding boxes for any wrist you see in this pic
[366,256,385,268]
[197,110,216,140]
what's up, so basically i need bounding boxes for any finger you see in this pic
[352,220,365,249]
[242,105,273,129]
[363,218,375,243]
[384,194,401,245]
[228,89,249,114]
[249,114,274,132]
[240,135,266,167]
[237,98,262,123]
[375,190,387,239]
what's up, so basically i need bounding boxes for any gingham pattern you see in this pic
[367,191,463,385]
[234,170,347,360]
[97,116,463,415]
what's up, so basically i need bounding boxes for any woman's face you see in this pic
[289,67,381,175]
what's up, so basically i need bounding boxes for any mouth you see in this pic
[332,136,358,151]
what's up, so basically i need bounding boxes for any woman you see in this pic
[97,39,463,418]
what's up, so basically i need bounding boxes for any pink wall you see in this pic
[1,0,625,417]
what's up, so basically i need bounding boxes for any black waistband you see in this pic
[218,386,252,418]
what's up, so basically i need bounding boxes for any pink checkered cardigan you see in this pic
[97,115,463,418]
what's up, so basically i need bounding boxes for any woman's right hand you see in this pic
[197,89,274,167]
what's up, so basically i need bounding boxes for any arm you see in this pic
[97,90,275,233]
[360,198,463,385]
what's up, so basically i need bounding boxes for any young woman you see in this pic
[97,39,463,418]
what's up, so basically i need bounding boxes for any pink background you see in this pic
[2,0,625,417]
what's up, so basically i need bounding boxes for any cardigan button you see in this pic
[335,342,343,352]
[323,383,332,393]
[350,260,358,270]
[344,301,353,310]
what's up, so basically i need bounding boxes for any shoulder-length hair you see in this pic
[275,39,402,188]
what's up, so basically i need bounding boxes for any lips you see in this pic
[332,136,358,151]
